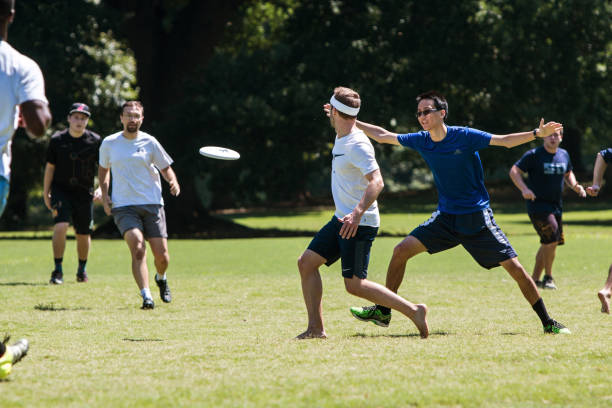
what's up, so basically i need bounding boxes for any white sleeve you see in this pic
[350,141,379,176]
[15,56,48,105]
[99,140,111,168]
[151,138,173,170]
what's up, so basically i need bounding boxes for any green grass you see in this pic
[2,206,612,407]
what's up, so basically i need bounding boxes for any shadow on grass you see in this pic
[0,282,47,287]
[34,303,91,311]
[352,330,450,338]
[122,338,164,342]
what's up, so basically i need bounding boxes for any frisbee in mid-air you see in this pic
[199,146,240,160]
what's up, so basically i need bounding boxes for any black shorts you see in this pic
[410,208,517,269]
[51,187,93,235]
[529,213,564,245]
[307,216,378,279]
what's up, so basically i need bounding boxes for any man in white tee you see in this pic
[99,101,180,310]
[0,0,51,217]
[295,86,429,339]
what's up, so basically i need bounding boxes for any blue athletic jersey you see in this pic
[600,148,612,163]
[397,126,492,214]
[514,146,572,214]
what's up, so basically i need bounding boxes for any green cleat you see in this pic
[350,305,391,327]
[543,320,571,334]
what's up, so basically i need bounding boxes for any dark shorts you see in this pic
[0,176,9,218]
[410,208,517,269]
[51,186,94,235]
[111,205,167,238]
[529,213,564,245]
[307,216,378,279]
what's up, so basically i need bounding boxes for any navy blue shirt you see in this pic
[514,146,572,214]
[397,126,492,214]
[600,148,612,163]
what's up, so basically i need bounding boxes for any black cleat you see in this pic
[141,298,155,310]
[155,276,172,303]
[49,270,63,285]
[76,271,88,282]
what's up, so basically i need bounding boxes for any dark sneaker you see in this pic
[76,271,88,283]
[49,270,63,285]
[535,280,544,288]
[141,298,155,310]
[350,305,391,327]
[543,320,571,334]
[155,276,172,303]
[542,275,557,290]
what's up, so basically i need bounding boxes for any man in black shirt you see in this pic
[43,103,101,284]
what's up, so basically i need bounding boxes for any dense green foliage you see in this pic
[2,0,610,226]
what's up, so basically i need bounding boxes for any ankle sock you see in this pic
[156,273,166,281]
[54,258,63,272]
[377,305,391,315]
[141,288,152,300]
[78,259,87,273]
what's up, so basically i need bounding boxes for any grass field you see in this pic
[1,204,612,407]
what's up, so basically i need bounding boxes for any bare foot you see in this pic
[598,290,610,314]
[412,304,429,339]
[295,330,327,340]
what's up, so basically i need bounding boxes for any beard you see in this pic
[126,124,139,133]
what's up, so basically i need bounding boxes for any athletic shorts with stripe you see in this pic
[410,208,517,269]
[307,216,378,279]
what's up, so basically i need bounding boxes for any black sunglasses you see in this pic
[415,108,439,118]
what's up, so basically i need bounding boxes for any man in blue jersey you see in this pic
[586,148,612,313]
[509,130,586,290]
[350,91,570,334]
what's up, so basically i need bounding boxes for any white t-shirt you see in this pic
[99,131,173,208]
[0,39,48,180]
[331,129,380,227]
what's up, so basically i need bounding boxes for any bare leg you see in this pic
[345,276,428,338]
[148,237,169,276]
[501,257,540,305]
[532,242,557,282]
[385,236,427,293]
[52,222,69,259]
[598,264,612,314]
[123,228,148,290]
[75,233,90,261]
[296,249,327,339]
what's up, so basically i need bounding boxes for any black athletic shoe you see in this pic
[76,271,88,283]
[49,270,63,285]
[155,276,172,303]
[542,275,557,290]
[141,298,155,310]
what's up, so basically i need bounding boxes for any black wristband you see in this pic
[532,128,537,136]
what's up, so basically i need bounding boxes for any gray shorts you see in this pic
[111,204,167,238]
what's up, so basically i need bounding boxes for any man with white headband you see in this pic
[350,90,571,335]
[295,86,429,339]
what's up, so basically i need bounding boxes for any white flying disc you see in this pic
[199,146,240,160]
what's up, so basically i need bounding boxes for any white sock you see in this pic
[141,288,152,300]
[156,273,167,281]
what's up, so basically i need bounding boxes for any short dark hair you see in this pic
[333,86,361,119]
[0,0,15,18]
[121,100,144,114]
[416,91,449,119]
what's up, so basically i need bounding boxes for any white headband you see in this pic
[330,95,360,116]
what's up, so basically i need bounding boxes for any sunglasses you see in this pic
[415,108,439,118]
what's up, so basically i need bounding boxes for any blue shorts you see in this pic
[410,208,517,269]
[0,176,9,218]
[307,216,378,279]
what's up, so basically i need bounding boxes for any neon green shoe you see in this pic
[350,306,391,327]
[0,336,29,379]
[543,320,571,334]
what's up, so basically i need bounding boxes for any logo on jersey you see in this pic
[543,162,567,175]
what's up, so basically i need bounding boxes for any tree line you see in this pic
[3,0,610,231]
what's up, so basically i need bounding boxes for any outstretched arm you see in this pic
[509,165,535,201]
[355,120,400,145]
[489,118,563,148]
[564,171,586,198]
[338,169,384,239]
[586,153,608,197]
